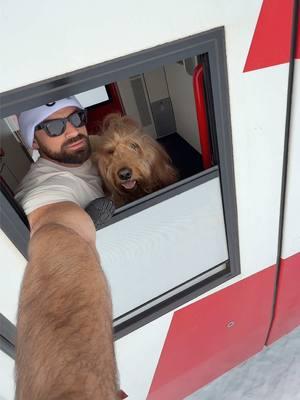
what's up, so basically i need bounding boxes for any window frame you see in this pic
[0,314,16,360]
[0,27,240,338]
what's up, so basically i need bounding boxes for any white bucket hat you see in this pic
[18,96,84,149]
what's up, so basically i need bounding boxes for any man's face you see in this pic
[33,106,91,165]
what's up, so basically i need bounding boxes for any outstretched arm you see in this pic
[15,202,117,400]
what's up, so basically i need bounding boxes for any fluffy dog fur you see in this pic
[90,114,178,207]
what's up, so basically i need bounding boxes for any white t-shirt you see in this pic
[15,158,104,215]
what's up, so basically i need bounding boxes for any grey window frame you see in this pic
[0,27,240,338]
[0,314,16,359]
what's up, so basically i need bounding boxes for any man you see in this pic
[16,97,104,214]
[15,97,117,400]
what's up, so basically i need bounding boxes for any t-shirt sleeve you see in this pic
[15,177,80,216]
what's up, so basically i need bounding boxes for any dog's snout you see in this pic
[118,167,132,181]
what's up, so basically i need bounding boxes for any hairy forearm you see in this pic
[15,223,117,400]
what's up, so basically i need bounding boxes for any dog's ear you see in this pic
[155,160,178,188]
[89,134,102,152]
[89,134,102,165]
[102,113,140,133]
[90,151,100,164]
[102,113,122,131]
[142,135,178,188]
[120,116,140,130]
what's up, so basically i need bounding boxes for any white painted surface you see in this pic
[0,0,262,93]
[0,235,21,398]
[0,230,26,324]
[0,352,15,400]
[0,2,296,397]
[164,62,201,152]
[115,311,173,400]
[75,86,109,108]
[282,61,300,259]
[230,63,288,274]
[96,178,228,318]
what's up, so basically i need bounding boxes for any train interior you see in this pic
[0,55,216,219]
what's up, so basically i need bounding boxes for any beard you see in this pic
[38,134,92,164]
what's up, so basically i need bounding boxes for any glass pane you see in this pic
[96,176,228,318]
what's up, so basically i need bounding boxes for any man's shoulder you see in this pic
[18,158,64,187]
[34,158,96,175]
[16,159,71,198]
[25,157,62,175]
[22,158,95,181]
[15,157,103,215]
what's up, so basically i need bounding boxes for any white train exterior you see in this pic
[0,1,299,399]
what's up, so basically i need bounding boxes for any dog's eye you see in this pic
[106,148,114,155]
[129,143,139,151]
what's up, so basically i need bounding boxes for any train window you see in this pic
[0,27,240,336]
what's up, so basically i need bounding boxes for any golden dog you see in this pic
[91,114,178,207]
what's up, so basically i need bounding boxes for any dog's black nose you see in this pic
[118,167,132,180]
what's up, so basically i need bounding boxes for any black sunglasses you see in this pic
[35,110,87,137]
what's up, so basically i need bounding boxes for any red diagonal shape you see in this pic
[244,0,299,72]
[147,267,275,400]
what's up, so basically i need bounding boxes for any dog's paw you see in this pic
[85,197,115,230]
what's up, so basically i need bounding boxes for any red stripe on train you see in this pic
[244,0,300,72]
[267,252,300,344]
[147,266,276,400]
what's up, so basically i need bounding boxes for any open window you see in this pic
[0,27,240,337]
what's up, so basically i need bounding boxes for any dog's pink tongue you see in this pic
[121,180,137,190]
